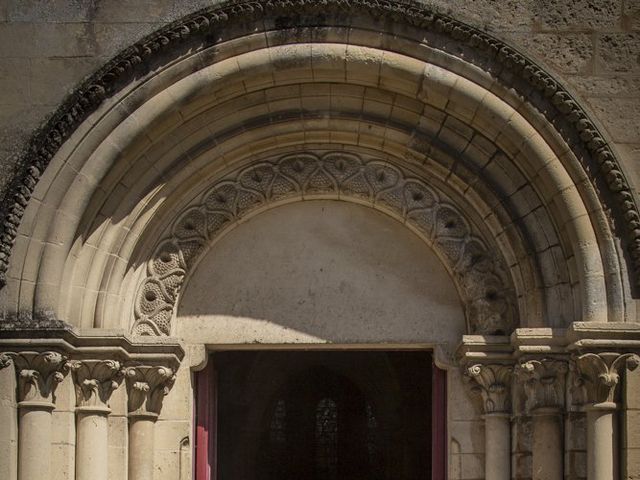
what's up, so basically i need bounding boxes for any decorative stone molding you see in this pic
[124,365,176,417]
[1,351,69,406]
[69,359,124,410]
[573,352,640,405]
[515,359,568,413]
[0,0,637,293]
[465,363,514,413]
[134,151,515,337]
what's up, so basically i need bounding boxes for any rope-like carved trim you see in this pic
[133,151,516,336]
[1,0,638,292]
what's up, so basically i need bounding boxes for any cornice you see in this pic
[0,324,184,368]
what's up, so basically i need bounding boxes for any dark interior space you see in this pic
[214,350,433,480]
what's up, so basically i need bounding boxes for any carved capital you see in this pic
[465,363,513,413]
[0,352,12,369]
[5,351,70,406]
[124,365,176,417]
[69,359,124,411]
[515,359,568,412]
[573,352,640,405]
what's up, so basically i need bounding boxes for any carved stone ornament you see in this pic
[1,351,70,406]
[68,359,124,410]
[0,352,11,369]
[134,151,516,337]
[515,359,568,412]
[573,352,640,405]
[0,0,638,295]
[124,365,176,417]
[465,363,514,414]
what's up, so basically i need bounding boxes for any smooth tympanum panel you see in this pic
[177,201,465,347]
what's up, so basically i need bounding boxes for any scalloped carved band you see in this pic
[0,0,638,294]
[133,151,516,336]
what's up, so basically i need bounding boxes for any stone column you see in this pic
[575,352,640,480]
[69,360,124,480]
[516,359,568,480]
[466,363,513,480]
[125,365,176,480]
[2,351,69,480]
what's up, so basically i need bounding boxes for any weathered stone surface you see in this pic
[623,0,640,31]
[532,0,622,31]
[597,33,640,73]
[0,23,96,58]
[6,0,98,23]
[616,143,640,197]
[0,58,29,105]
[434,0,535,32]
[568,75,640,96]
[29,58,98,106]
[506,33,595,75]
[589,97,640,143]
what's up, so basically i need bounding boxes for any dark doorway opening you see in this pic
[196,350,445,480]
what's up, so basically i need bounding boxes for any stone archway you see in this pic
[0,3,638,480]
[0,0,636,332]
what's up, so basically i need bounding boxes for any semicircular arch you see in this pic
[2,1,636,334]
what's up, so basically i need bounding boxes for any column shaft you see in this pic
[586,403,617,480]
[76,410,109,480]
[129,416,156,480]
[532,409,563,480]
[18,404,54,480]
[485,413,510,480]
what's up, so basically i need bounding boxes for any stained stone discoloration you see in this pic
[506,33,595,75]
[532,0,622,31]
[569,75,640,96]
[589,97,640,143]
[597,33,640,73]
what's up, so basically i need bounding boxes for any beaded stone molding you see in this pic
[1,0,638,294]
[133,151,516,336]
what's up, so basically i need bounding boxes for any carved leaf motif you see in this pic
[124,365,176,416]
[69,359,124,408]
[204,182,238,212]
[239,163,276,192]
[322,153,361,182]
[465,363,513,413]
[574,352,640,405]
[515,359,568,412]
[174,209,207,240]
[8,351,69,404]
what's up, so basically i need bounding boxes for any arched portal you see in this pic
[0,3,639,480]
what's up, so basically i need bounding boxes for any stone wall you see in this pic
[0,0,638,200]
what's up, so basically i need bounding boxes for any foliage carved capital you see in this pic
[465,363,513,414]
[0,352,12,369]
[515,358,568,412]
[573,352,640,405]
[68,359,124,411]
[124,365,176,417]
[2,351,70,406]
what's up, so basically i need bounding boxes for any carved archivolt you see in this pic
[133,151,516,336]
[0,0,638,295]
